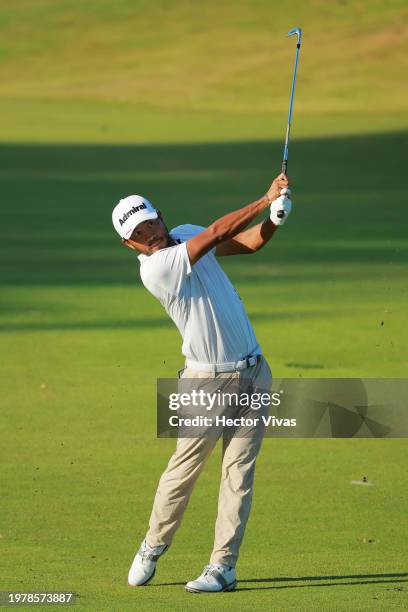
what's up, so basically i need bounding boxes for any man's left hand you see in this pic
[270,188,292,226]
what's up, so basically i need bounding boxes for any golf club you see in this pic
[282,27,302,175]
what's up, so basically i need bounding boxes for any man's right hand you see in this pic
[266,173,289,203]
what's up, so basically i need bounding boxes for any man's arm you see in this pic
[186,173,288,265]
[215,217,278,256]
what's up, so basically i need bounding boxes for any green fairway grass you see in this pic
[0,0,407,146]
[0,0,407,114]
[2,133,407,611]
[1,0,408,610]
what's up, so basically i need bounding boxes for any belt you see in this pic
[185,354,262,373]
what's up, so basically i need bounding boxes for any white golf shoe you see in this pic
[127,539,168,586]
[185,563,237,593]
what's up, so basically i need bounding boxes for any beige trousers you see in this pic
[146,356,272,567]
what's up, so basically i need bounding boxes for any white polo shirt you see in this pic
[138,224,261,367]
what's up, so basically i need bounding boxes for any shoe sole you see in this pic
[185,580,237,594]
[128,567,156,587]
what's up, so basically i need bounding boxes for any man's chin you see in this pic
[149,238,167,253]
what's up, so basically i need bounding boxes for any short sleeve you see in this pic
[170,224,216,257]
[140,242,191,297]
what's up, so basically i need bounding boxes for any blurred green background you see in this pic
[1,1,407,610]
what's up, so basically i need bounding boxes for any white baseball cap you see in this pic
[112,195,158,239]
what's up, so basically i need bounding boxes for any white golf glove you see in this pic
[269,188,292,226]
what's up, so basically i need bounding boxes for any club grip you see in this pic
[281,159,288,175]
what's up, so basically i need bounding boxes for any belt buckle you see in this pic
[235,359,246,371]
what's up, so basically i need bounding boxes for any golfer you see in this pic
[112,173,292,593]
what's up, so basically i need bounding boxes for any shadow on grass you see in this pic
[0,131,406,287]
[152,571,408,590]
[0,310,327,333]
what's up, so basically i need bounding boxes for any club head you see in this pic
[288,27,302,45]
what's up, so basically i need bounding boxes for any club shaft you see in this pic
[282,42,301,175]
